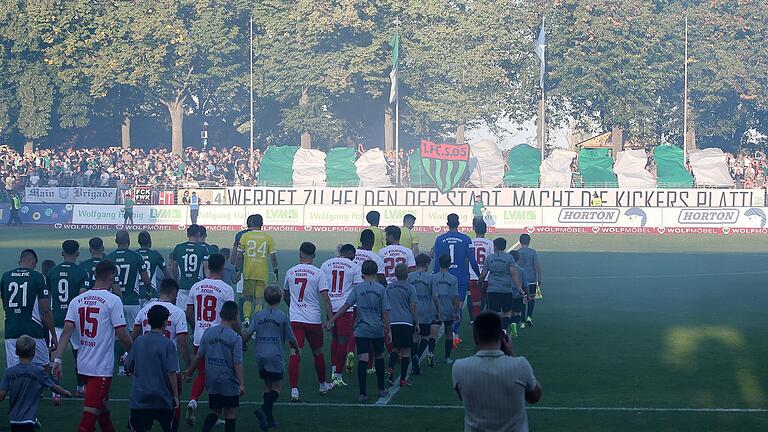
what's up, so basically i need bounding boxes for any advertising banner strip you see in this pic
[24,187,118,204]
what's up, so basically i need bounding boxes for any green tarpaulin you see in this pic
[578,148,618,187]
[325,147,359,186]
[503,144,541,187]
[408,151,436,187]
[653,145,694,188]
[258,146,299,186]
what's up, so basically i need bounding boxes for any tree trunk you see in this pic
[168,100,184,155]
[300,89,311,149]
[384,107,394,152]
[24,141,33,154]
[121,114,131,149]
[611,127,624,157]
[686,126,697,151]
[456,124,466,144]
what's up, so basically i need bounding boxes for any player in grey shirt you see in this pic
[326,260,390,402]
[125,305,180,432]
[433,254,460,363]
[479,238,526,337]
[243,286,298,430]
[409,254,440,371]
[185,301,244,432]
[386,264,419,386]
[517,234,541,328]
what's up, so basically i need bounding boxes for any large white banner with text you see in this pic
[25,187,118,204]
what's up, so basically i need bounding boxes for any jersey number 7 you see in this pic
[295,278,308,302]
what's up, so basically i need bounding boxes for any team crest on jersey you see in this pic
[420,140,469,193]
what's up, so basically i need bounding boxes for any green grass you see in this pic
[0,227,767,431]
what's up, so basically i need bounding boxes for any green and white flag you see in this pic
[389,30,399,104]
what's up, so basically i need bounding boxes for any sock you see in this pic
[347,335,356,354]
[333,340,346,375]
[191,371,205,401]
[243,300,253,320]
[527,299,535,319]
[466,295,474,321]
[313,353,327,383]
[357,360,367,396]
[452,308,462,334]
[97,411,115,432]
[387,351,399,370]
[202,413,219,432]
[400,357,410,381]
[428,338,436,354]
[471,302,482,319]
[374,358,385,390]
[224,418,236,432]
[330,340,338,374]
[417,339,428,357]
[367,356,373,370]
[288,354,300,388]
[444,339,453,360]
[263,390,279,422]
[77,411,98,432]
[502,316,512,330]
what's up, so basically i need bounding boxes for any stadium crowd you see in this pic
[727,151,768,189]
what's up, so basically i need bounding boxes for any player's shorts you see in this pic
[390,324,414,348]
[123,305,141,331]
[259,369,284,381]
[176,289,190,310]
[332,311,355,338]
[418,323,436,337]
[513,297,525,314]
[291,322,324,350]
[527,283,538,297]
[129,408,173,432]
[82,376,112,410]
[355,337,385,356]
[487,292,514,313]
[243,280,267,299]
[5,338,48,368]
[209,394,239,410]
[469,280,486,302]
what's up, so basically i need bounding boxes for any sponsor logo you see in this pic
[624,208,647,227]
[722,227,730,234]
[744,208,766,227]
[657,227,666,234]
[526,226,536,234]
[678,209,739,224]
[558,208,620,224]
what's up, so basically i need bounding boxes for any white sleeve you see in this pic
[186,287,195,306]
[64,301,78,324]
[407,250,416,267]
[226,287,235,302]
[176,309,188,335]
[317,272,329,293]
[111,297,127,329]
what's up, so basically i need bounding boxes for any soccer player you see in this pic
[185,254,236,425]
[199,225,219,255]
[0,336,71,431]
[517,234,542,328]
[1,249,57,369]
[235,214,277,325]
[136,231,174,302]
[434,254,460,363]
[385,263,418,387]
[171,224,210,310]
[47,240,89,399]
[80,237,105,290]
[184,301,244,432]
[360,211,385,253]
[379,225,416,285]
[408,254,439,372]
[125,305,180,432]
[283,242,334,401]
[354,229,386,285]
[243,286,298,431]
[41,260,56,277]
[53,259,134,432]
[325,260,391,402]
[230,214,259,263]
[320,244,362,386]
[400,214,419,254]
[469,220,494,321]
[478,238,525,337]
[431,213,480,346]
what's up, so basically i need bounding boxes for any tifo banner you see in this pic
[177,188,227,205]
[223,186,765,208]
[133,186,152,205]
[0,203,73,225]
[24,187,117,204]
[420,140,470,193]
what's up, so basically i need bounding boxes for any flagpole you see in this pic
[683,15,688,166]
[394,18,401,185]
[536,15,546,165]
[249,15,255,169]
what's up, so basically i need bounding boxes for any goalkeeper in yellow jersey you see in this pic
[234,214,278,326]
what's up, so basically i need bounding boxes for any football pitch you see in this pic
[0,228,767,431]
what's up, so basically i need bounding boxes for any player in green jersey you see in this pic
[79,237,105,290]
[1,249,57,370]
[136,231,174,302]
[171,224,210,310]
[199,225,220,255]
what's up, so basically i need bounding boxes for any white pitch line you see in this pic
[546,270,768,281]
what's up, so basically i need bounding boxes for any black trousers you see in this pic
[190,209,199,224]
[129,408,174,432]
[8,209,22,225]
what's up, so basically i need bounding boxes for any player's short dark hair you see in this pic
[300,242,316,258]
[62,240,80,256]
[339,244,356,257]
[220,300,238,321]
[438,254,451,269]
[15,335,35,359]
[199,226,208,237]
[361,260,378,276]
[147,305,170,329]
[394,263,408,281]
[493,237,507,251]
[510,250,520,262]
[95,259,117,281]
[159,278,179,296]
[384,225,401,241]
[366,211,380,226]
[186,224,201,237]
[360,229,374,247]
[89,237,104,251]
[247,214,263,228]
[219,248,231,259]
[447,213,460,228]
[519,234,531,245]
[20,249,38,264]
[403,214,416,223]
[415,253,431,268]
[264,285,282,305]
[138,231,152,247]
[42,260,56,273]
[115,229,130,246]
[473,219,487,236]
[473,311,503,345]
[208,254,225,273]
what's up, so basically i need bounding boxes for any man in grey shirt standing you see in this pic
[452,311,542,432]
[478,238,525,337]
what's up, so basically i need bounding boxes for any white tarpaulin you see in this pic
[539,149,576,187]
[468,139,504,187]
[355,148,392,187]
[613,148,657,188]
[688,148,735,187]
[292,148,327,186]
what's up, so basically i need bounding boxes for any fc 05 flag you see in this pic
[420,140,470,193]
